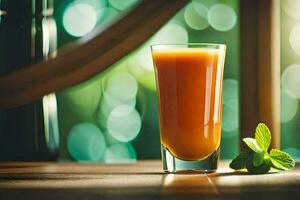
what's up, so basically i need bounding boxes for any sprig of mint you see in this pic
[229,123,295,174]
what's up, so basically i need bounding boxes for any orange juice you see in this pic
[152,48,225,161]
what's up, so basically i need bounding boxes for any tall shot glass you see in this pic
[151,43,226,173]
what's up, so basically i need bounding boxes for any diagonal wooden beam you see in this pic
[0,0,188,109]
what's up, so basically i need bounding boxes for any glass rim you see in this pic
[151,43,226,51]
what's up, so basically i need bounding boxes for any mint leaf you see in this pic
[243,138,263,153]
[253,152,264,167]
[230,123,296,174]
[246,158,271,174]
[255,123,271,152]
[269,149,295,170]
[229,150,252,170]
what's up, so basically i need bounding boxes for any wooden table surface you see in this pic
[0,161,299,200]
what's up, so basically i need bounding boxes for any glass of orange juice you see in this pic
[151,43,226,173]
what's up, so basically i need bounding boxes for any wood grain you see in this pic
[0,0,188,109]
[240,0,280,149]
[0,161,299,200]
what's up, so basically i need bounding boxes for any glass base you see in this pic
[161,145,220,173]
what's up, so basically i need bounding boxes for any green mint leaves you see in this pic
[229,150,251,169]
[269,149,295,170]
[243,138,262,153]
[230,123,295,174]
[255,123,271,152]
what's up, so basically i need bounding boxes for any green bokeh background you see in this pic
[280,0,300,160]
[54,0,240,162]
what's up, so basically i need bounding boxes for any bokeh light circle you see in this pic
[63,3,97,37]
[150,23,189,48]
[208,4,237,32]
[103,130,119,146]
[222,79,239,135]
[67,123,106,161]
[289,25,300,55]
[222,99,239,134]
[105,143,137,163]
[107,105,142,142]
[105,72,138,102]
[223,79,238,104]
[282,0,300,20]
[100,72,138,117]
[127,62,157,91]
[128,23,188,90]
[100,93,136,118]
[281,64,300,98]
[281,89,298,123]
[135,23,188,72]
[184,2,209,30]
